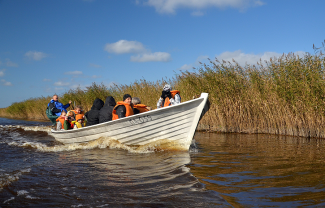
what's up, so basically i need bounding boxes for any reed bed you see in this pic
[178,53,325,138]
[1,53,325,139]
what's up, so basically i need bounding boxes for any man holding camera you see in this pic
[156,84,181,109]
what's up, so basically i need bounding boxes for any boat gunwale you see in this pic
[51,94,207,135]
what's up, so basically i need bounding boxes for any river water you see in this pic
[1,117,325,207]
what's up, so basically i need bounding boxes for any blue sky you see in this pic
[0,0,324,108]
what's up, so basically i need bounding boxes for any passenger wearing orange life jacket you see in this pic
[56,111,67,130]
[157,84,181,109]
[71,105,84,116]
[71,105,86,126]
[112,94,134,120]
[132,97,150,114]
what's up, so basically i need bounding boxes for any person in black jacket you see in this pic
[99,96,116,123]
[113,94,133,119]
[84,98,104,126]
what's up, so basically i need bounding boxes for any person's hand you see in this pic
[69,100,72,104]
[166,91,172,99]
[65,116,68,120]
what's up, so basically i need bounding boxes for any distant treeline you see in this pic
[1,53,325,138]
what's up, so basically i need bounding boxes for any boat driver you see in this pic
[48,94,72,115]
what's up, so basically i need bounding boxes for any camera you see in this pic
[68,116,71,119]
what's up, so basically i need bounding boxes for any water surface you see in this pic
[1,117,325,207]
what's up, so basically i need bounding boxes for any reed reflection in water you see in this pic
[191,132,325,207]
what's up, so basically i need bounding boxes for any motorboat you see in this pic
[51,93,209,150]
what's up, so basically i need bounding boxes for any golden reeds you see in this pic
[1,53,325,139]
[179,53,325,138]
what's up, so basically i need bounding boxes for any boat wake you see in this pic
[8,137,190,153]
[1,124,195,153]
[0,124,52,133]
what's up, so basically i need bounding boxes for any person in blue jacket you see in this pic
[48,94,72,117]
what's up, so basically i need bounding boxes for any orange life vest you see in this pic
[133,104,149,113]
[112,101,134,120]
[56,117,65,129]
[75,114,84,121]
[163,90,180,107]
[71,110,86,125]
[71,110,84,116]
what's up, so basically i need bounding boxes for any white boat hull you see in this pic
[51,93,209,150]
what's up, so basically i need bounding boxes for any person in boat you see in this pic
[71,105,86,126]
[73,114,85,128]
[71,105,84,116]
[99,96,116,123]
[47,94,72,126]
[64,111,75,130]
[84,98,104,126]
[132,97,150,114]
[48,94,72,116]
[56,111,67,130]
[156,84,181,108]
[112,94,134,120]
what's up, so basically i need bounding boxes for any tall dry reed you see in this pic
[1,52,325,139]
[177,53,325,138]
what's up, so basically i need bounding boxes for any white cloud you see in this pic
[91,75,101,79]
[0,69,5,77]
[196,55,209,63]
[89,63,102,68]
[70,84,86,90]
[6,59,18,67]
[179,64,193,70]
[54,81,70,86]
[1,79,12,86]
[24,51,48,61]
[144,0,265,14]
[54,87,64,91]
[105,40,146,54]
[216,50,306,66]
[178,55,209,70]
[106,81,118,88]
[43,78,51,82]
[191,11,205,16]
[130,52,171,62]
[105,40,171,62]
[64,71,83,75]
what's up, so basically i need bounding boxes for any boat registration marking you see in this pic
[129,115,152,125]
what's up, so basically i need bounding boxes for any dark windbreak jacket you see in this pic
[99,96,116,123]
[84,98,104,126]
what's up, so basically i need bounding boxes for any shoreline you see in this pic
[0,116,50,123]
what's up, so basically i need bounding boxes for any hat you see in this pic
[123,94,132,101]
[163,84,172,92]
[76,114,84,121]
